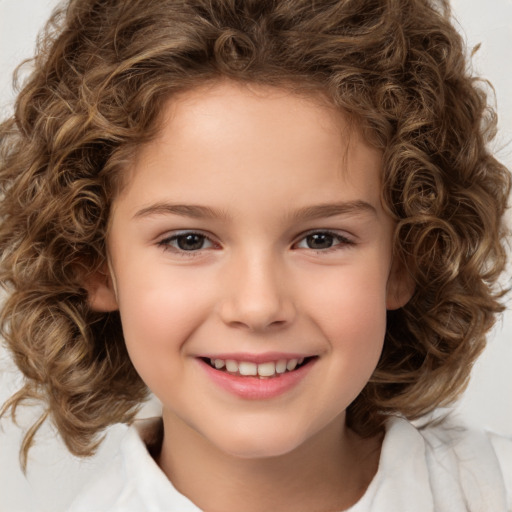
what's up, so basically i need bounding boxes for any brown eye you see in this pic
[176,233,206,251]
[305,233,335,249]
[159,232,215,252]
[295,231,354,251]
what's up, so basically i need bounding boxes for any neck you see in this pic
[156,411,382,512]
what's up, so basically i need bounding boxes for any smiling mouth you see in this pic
[200,356,316,378]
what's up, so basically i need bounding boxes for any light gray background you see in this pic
[0,1,511,510]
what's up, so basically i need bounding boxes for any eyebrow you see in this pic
[289,201,377,221]
[133,203,227,220]
[133,200,377,221]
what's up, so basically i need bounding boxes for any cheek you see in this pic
[115,253,212,333]
[113,267,212,380]
[300,258,389,360]
[305,260,388,317]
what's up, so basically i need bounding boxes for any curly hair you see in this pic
[0,0,509,468]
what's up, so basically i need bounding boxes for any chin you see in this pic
[208,423,311,460]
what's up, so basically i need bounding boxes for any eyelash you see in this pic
[157,230,355,256]
[294,230,355,253]
[157,231,218,256]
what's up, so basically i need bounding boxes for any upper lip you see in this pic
[197,352,316,364]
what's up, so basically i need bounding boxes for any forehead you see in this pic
[116,80,384,215]
[153,81,360,162]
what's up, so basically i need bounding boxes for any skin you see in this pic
[89,80,412,511]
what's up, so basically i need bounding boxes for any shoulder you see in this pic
[488,429,512,501]
[419,417,511,511]
[68,418,200,512]
[356,416,511,512]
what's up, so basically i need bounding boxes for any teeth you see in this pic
[276,359,287,374]
[207,357,310,377]
[286,359,298,371]
[238,361,257,376]
[226,360,238,373]
[257,362,276,377]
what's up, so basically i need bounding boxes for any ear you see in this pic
[386,258,415,310]
[84,265,119,312]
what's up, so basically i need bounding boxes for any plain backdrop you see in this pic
[0,1,511,510]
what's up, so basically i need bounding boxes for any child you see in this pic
[0,0,511,510]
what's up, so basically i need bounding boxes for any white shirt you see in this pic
[68,416,512,512]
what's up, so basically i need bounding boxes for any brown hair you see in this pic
[0,0,509,468]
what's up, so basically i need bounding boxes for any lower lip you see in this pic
[197,359,316,400]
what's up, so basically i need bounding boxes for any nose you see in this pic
[217,251,296,332]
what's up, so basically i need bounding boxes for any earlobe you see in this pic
[386,259,415,310]
[85,266,119,312]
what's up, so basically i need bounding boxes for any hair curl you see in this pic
[0,0,509,468]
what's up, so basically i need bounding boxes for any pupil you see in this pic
[177,234,204,250]
[307,233,333,249]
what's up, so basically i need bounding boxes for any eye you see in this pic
[158,231,216,252]
[295,231,354,250]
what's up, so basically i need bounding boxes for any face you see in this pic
[93,81,409,459]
